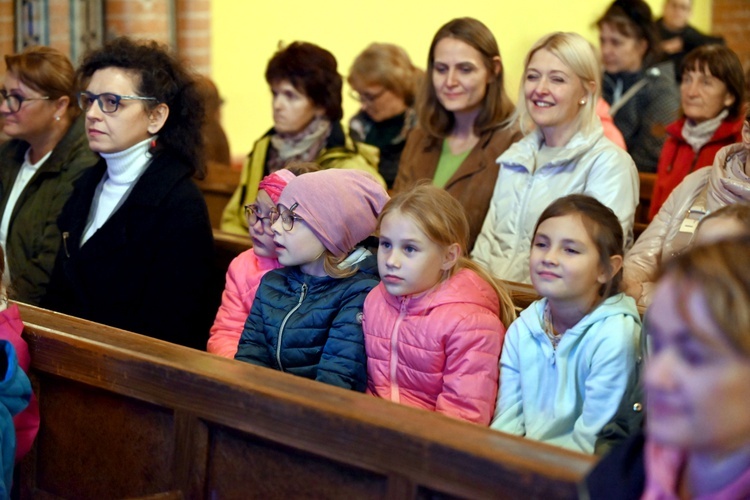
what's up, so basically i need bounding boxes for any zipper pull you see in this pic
[62,231,70,258]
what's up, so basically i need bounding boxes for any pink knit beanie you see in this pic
[278,170,389,257]
[258,168,296,204]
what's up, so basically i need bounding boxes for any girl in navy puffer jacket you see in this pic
[235,169,389,392]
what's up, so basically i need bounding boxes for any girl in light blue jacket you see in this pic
[491,194,641,454]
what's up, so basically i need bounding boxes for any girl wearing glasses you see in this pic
[0,46,98,305]
[42,37,214,350]
[347,43,422,189]
[209,163,316,358]
[235,169,388,392]
[392,17,522,252]
[220,42,385,235]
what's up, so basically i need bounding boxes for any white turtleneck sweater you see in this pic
[81,137,154,244]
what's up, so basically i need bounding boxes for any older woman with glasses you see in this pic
[42,37,215,350]
[0,46,98,305]
[347,43,422,188]
[221,41,384,235]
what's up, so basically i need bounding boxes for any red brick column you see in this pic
[713,0,750,71]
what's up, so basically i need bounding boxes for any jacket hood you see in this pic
[382,268,500,316]
[284,252,379,290]
[519,294,640,339]
[707,142,750,210]
[498,123,606,173]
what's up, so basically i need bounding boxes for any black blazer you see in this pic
[43,151,216,349]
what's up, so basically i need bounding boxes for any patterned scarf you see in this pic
[266,117,331,172]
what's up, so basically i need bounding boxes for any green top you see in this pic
[433,140,471,188]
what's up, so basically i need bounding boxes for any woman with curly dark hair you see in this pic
[42,37,215,349]
[220,41,384,234]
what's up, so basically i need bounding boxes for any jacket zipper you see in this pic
[276,283,307,372]
[62,231,70,258]
[389,298,408,403]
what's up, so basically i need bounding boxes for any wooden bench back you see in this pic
[17,303,594,499]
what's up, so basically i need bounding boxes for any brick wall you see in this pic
[102,0,210,74]
[49,0,71,57]
[175,0,210,75]
[104,0,172,44]
[713,0,750,72]
[0,0,12,59]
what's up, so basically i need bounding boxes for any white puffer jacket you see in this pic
[624,143,750,306]
[472,124,638,283]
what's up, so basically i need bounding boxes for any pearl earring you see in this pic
[579,99,586,106]
[54,116,61,121]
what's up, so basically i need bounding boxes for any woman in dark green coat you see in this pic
[0,46,98,305]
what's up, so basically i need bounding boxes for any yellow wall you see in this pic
[212,0,711,159]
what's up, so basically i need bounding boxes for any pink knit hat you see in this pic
[258,168,296,204]
[278,170,389,257]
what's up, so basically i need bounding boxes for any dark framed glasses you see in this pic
[0,89,50,113]
[77,91,157,114]
[244,204,273,227]
[269,202,303,231]
[349,87,387,104]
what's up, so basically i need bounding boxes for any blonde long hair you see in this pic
[377,184,516,327]
[514,32,601,137]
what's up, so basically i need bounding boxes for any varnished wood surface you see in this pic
[17,302,595,499]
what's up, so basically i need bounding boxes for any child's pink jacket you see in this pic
[363,269,505,425]
[0,304,39,460]
[208,249,281,358]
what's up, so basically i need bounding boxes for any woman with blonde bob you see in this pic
[584,238,750,498]
[348,43,422,188]
[393,17,521,251]
[473,32,638,284]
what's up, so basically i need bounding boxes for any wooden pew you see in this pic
[196,161,241,229]
[17,303,595,499]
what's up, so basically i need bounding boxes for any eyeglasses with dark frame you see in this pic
[0,89,50,114]
[77,91,157,114]
[269,202,303,232]
[349,87,387,104]
[244,204,273,227]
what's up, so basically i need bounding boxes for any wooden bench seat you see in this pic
[17,303,594,499]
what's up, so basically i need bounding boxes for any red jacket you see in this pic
[0,304,39,461]
[649,116,744,220]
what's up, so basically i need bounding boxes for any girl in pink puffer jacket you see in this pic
[363,184,515,425]
[208,168,298,357]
